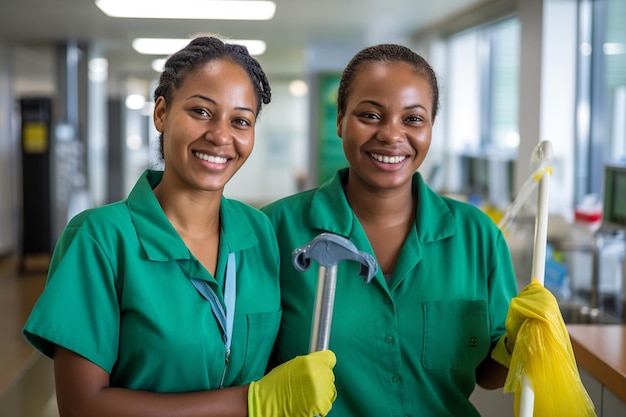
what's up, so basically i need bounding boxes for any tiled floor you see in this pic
[0,254,58,417]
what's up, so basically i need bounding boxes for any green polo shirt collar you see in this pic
[308,169,457,288]
[127,170,258,267]
[309,168,456,243]
[308,169,357,236]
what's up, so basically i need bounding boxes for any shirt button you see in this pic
[383,296,392,304]
[384,335,394,344]
[391,375,401,383]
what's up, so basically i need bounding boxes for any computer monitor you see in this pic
[602,163,626,231]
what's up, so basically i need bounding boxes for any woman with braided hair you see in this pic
[23,35,336,417]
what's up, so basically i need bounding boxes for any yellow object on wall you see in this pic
[22,122,48,154]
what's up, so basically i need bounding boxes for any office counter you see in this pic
[567,325,626,415]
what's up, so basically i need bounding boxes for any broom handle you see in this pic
[519,140,553,417]
[530,142,552,287]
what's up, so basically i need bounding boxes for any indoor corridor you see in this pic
[0,255,59,417]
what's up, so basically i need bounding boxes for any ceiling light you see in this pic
[125,94,146,110]
[151,58,167,72]
[96,0,276,20]
[88,58,108,82]
[604,43,625,55]
[289,80,308,97]
[133,38,266,56]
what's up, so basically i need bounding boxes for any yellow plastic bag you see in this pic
[503,281,597,417]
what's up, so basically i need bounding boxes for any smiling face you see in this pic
[153,58,257,194]
[337,61,434,193]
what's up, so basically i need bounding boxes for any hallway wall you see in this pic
[0,41,17,255]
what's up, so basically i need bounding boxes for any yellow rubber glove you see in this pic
[491,278,561,367]
[248,350,337,417]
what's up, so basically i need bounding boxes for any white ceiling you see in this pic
[0,0,487,88]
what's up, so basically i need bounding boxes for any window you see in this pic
[587,0,626,200]
[443,17,520,206]
[489,20,520,149]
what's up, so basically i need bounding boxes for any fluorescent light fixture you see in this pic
[151,58,167,72]
[125,94,146,110]
[604,43,625,55]
[96,0,276,20]
[133,38,266,56]
[88,57,108,82]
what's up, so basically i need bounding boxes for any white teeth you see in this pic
[370,152,407,164]
[194,151,227,164]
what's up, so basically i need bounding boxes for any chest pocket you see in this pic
[422,300,489,370]
[238,309,282,383]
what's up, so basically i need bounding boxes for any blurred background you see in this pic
[1,0,625,416]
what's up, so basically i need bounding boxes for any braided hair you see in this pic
[337,44,440,120]
[154,36,272,113]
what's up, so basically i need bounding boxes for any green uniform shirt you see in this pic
[23,170,281,392]
[262,168,518,417]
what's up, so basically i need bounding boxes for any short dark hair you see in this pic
[337,44,440,120]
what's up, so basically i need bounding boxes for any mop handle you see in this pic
[519,140,553,417]
[309,265,338,352]
[291,233,377,417]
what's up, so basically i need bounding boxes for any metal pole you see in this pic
[309,265,338,352]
